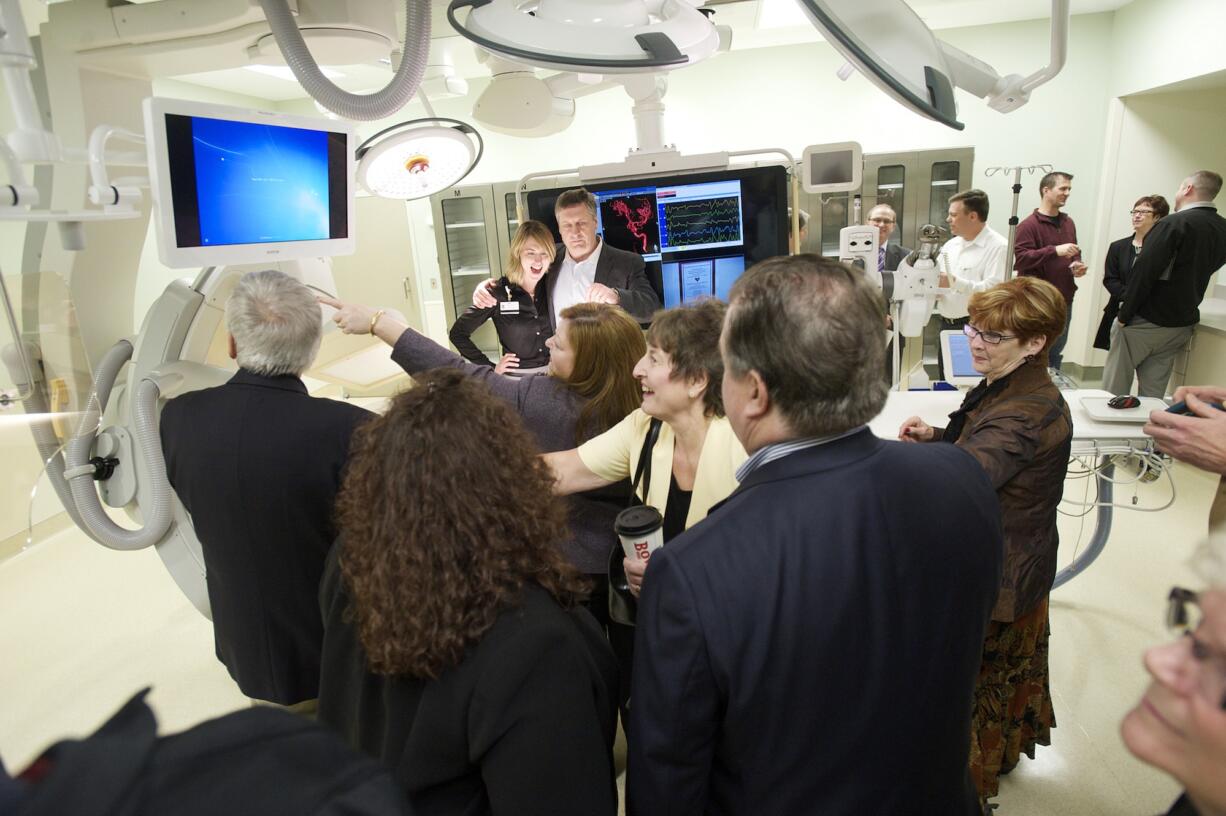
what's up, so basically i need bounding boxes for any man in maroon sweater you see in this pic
[1014,171,1088,369]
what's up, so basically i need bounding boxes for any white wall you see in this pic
[1110,0,1226,97]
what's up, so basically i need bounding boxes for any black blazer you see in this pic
[627,429,1004,816]
[11,689,415,816]
[160,369,373,704]
[1119,204,1226,327]
[448,277,552,368]
[545,240,661,329]
[317,546,619,816]
[884,242,911,272]
[1094,234,1138,350]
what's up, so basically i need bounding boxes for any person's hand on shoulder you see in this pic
[898,416,934,442]
[472,280,498,309]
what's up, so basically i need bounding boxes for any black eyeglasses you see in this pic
[1130,209,1155,216]
[1166,587,1226,711]
[963,323,1017,345]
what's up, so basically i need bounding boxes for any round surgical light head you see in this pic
[795,0,964,130]
[447,0,722,74]
[355,119,484,199]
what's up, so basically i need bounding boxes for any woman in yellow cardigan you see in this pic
[545,299,744,719]
[545,299,746,591]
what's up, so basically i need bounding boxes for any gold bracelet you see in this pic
[369,309,385,335]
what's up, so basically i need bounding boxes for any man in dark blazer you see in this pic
[868,203,911,384]
[473,188,661,328]
[161,269,373,707]
[868,203,911,274]
[1105,170,1226,397]
[627,255,1004,816]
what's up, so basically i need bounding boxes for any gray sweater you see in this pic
[390,329,627,573]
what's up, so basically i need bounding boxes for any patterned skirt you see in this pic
[968,597,1055,800]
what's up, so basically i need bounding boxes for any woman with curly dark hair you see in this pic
[316,369,618,816]
[321,294,643,652]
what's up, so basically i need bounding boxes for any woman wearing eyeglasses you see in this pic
[1122,533,1226,816]
[1093,195,1171,352]
[898,276,1073,807]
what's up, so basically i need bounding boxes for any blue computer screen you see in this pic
[948,331,978,378]
[189,116,331,245]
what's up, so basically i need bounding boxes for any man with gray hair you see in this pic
[161,269,373,708]
[1105,170,1226,397]
[627,254,1004,816]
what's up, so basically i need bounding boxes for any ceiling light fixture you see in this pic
[446,0,723,74]
[355,118,484,200]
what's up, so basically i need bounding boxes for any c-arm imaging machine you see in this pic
[0,0,420,616]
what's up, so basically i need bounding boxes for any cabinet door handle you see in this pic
[402,277,412,300]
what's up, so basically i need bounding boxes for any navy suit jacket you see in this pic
[627,428,1003,816]
[161,370,374,704]
[545,240,661,329]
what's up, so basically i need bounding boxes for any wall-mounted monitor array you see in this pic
[526,165,788,308]
[144,97,355,269]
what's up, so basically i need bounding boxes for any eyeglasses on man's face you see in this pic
[963,323,1017,345]
[868,217,895,225]
[1166,587,1226,711]
[1130,209,1156,216]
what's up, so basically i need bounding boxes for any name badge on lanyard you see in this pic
[499,301,520,314]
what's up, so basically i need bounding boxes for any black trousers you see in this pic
[583,574,636,726]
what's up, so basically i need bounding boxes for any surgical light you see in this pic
[446,0,723,74]
[795,0,1071,131]
[355,118,483,200]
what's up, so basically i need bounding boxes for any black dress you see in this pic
[448,277,552,368]
[316,545,619,816]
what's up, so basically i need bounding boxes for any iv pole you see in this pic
[985,164,1052,279]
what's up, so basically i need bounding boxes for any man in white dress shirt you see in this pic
[938,189,1008,319]
[935,189,1007,380]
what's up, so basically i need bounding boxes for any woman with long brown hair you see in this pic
[317,369,618,815]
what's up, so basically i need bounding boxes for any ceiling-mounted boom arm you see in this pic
[940,0,1070,113]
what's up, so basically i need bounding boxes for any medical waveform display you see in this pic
[599,194,661,254]
[525,165,788,311]
[658,195,743,251]
[164,113,348,248]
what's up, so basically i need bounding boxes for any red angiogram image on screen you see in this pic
[610,198,654,253]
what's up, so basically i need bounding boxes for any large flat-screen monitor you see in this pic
[144,97,355,268]
[525,165,788,308]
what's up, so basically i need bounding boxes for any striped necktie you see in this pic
[878,245,886,273]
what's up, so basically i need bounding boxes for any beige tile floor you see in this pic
[0,461,1215,814]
